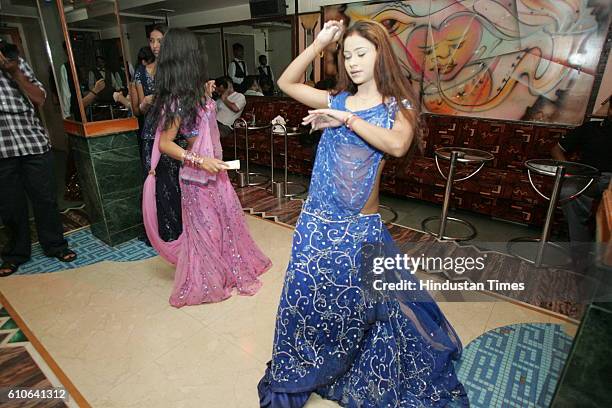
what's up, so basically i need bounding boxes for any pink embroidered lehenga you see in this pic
[143,98,271,307]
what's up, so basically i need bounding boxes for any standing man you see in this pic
[214,76,246,140]
[228,43,248,93]
[551,99,612,266]
[0,42,77,277]
[257,55,274,95]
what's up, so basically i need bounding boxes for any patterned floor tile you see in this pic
[456,323,572,407]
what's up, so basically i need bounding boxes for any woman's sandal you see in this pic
[0,262,19,277]
[51,248,77,263]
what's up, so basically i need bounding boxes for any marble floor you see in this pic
[0,215,577,407]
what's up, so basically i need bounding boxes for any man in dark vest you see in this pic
[228,43,247,93]
[257,55,275,96]
[88,55,120,104]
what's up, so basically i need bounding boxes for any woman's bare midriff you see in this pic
[359,159,385,215]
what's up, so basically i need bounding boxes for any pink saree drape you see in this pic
[143,99,271,307]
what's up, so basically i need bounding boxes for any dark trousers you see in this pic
[217,121,233,139]
[0,151,68,265]
[561,172,612,242]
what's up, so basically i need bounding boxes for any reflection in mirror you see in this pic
[219,20,292,97]
[36,0,72,120]
[191,28,223,79]
[60,0,130,122]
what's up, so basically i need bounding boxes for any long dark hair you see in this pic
[151,28,209,131]
[335,20,423,155]
[137,46,155,65]
[149,24,167,37]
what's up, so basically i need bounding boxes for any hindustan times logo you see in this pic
[372,254,486,275]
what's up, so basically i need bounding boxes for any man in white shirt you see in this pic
[228,43,247,93]
[244,75,264,96]
[215,76,246,139]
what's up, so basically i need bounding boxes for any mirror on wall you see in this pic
[190,18,293,97]
[191,27,224,80]
[54,0,130,123]
[225,20,292,96]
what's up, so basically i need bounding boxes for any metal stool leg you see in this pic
[283,127,307,198]
[234,119,248,188]
[271,126,285,198]
[438,151,458,238]
[245,125,251,185]
[508,166,570,267]
[422,151,477,241]
[537,166,564,265]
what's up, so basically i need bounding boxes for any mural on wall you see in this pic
[298,13,323,85]
[324,0,611,125]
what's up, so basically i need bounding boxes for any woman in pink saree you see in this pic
[142,28,271,307]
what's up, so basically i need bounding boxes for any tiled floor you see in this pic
[0,159,584,407]
[0,216,577,407]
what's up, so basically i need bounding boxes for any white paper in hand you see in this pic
[224,160,240,170]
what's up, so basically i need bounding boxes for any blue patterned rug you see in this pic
[11,227,157,275]
[457,323,573,408]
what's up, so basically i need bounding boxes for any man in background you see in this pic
[551,99,611,265]
[257,55,274,95]
[0,41,77,277]
[228,43,248,93]
[215,76,246,139]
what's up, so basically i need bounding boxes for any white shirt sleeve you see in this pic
[228,61,237,84]
[88,71,95,91]
[233,93,247,111]
[59,65,71,118]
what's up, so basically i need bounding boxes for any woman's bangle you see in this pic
[183,151,204,167]
[345,113,358,131]
[91,91,98,96]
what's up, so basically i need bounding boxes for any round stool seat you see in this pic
[272,125,305,136]
[435,147,495,164]
[239,123,271,131]
[526,159,599,178]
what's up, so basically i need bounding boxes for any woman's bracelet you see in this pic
[345,113,358,131]
[182,151,204,167]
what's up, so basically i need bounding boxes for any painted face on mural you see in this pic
[343,34,378,85]
[407,15,482,81]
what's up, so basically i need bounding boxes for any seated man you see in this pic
[214,76,246,139]
[0,42,77,277]
[551,99,612,259]
[244,75,264,96]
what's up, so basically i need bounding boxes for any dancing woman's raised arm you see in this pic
[277,20,344,109]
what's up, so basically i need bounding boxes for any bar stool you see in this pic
[379,204,399,224]
[233,118,271,188]
[270,124,308,198]
[421,147,494,241]
[507,159,599,267]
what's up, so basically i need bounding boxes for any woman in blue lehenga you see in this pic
[134,24,183,242]
[258,20,469,407]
